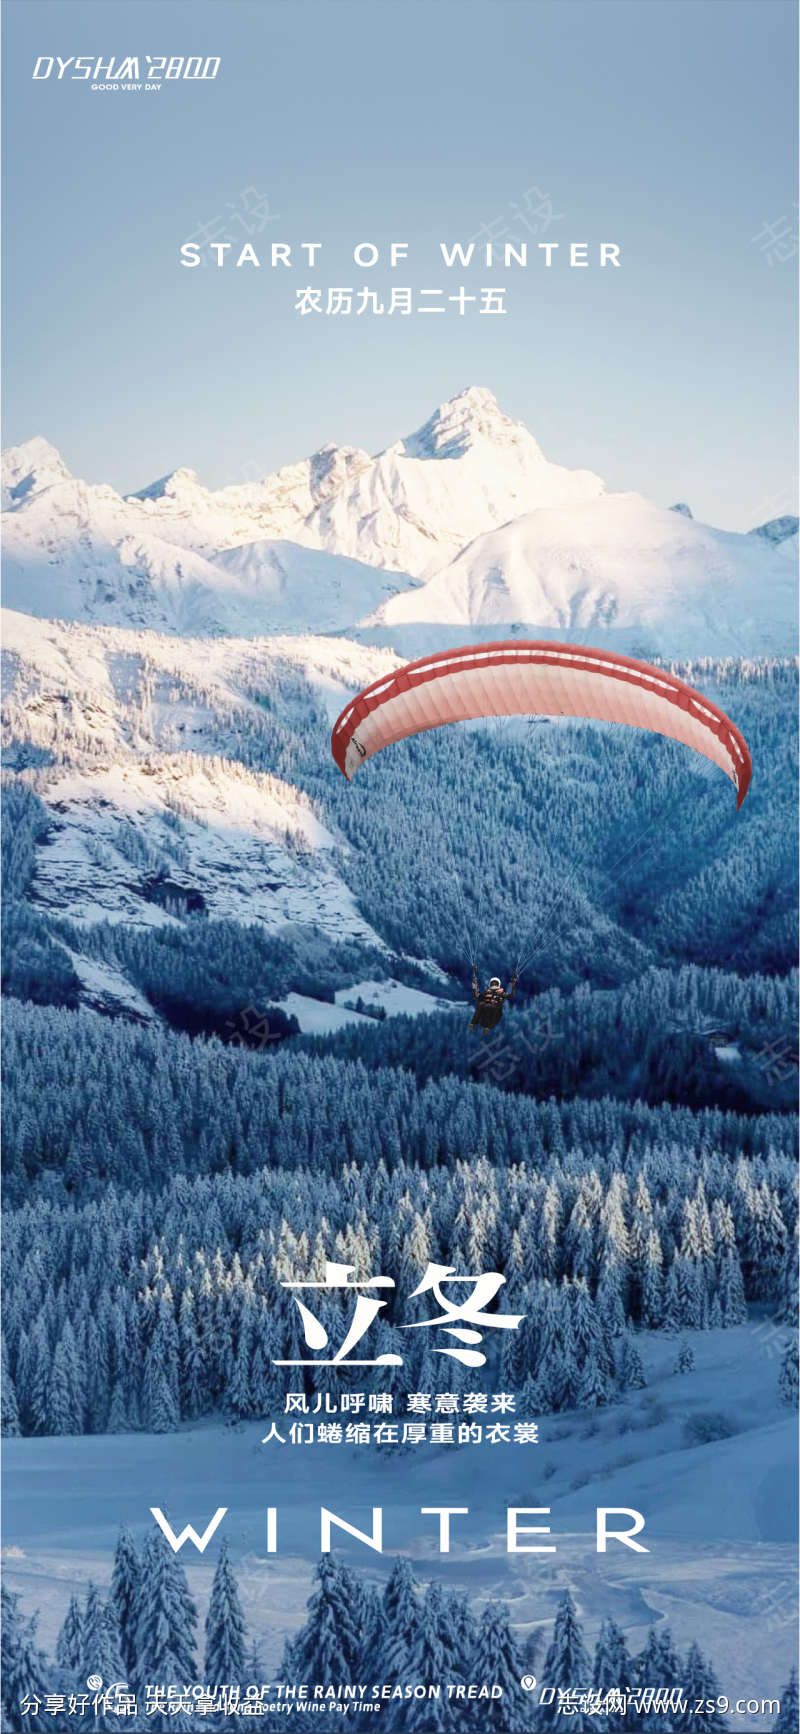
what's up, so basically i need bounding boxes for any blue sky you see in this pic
[2,0,797,528]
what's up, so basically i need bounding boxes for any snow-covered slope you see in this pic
[209,540,406,634]
[1,607,400,751]
[364,492,799,659]
[4,1322,796,1727]
[274,979,461,1035]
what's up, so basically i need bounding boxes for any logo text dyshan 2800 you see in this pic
[32,56,221,82]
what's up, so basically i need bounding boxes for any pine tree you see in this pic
[356,1580,386,1676]
[675,1256,703,1331]
[773,1667,799,1731]
[85,1315,110,1433]
[380,1557,420,1682]
[1,1336,21,1435]
[521,1370,547,1416]
[245,1637,263,1682]
[291,1557,361,1687]
[109,1526,141,1680]
[56,1593,84,1673]
[225,1320,254,1419]
[399,1601,449,1733]
[541,1590,592,1729]
[656,1624,683,1688]
[80,1582,124,1722]
[777,1229,799,1329]
[662,1258,682,1334]
[142,1364,180,1433]
[592,1618,631,1732]
[1,1585,49,1732]
[204,1542,247,1684]
[674,1340,695,1374]
[618,1335,646,1391]
[629,1173,654,1319]
[421,1583,463,1686]
[631,1622,686,1729]
[141,1294,181,1431]
[134,1531,198,1688]
[778,1336,798,1408]
[450,1593,476,1678]
[49,1322,84,1434]
[470,1604,528,1730]
[103,1600,126,1680]
[633,1625,662,1688]
[596,1268,628,1341]
[717,1249,747,1326]
[108,1378,134,1433]
[676,1641,728,1730]
[640,1229,664,1329]
[24,1318,52,1436]
[179,1288,207,1419]
[577,1349,611,1409]
[279,1632,301,1682]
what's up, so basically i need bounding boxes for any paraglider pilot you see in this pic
[470,970,517,1034]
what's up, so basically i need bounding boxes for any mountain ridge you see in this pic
[364,491,798,659]
[2,388,796,656]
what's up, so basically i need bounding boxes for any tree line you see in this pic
[4,1533,798,1733]
[3,1119,795,1434]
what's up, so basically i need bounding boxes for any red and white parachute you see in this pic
[331,640,751,806]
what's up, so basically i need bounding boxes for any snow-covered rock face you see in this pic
[748,514,799,546]
[2,609,400,947]
[26,754,377,939]
[403,385,526,459]
[1,436,73,506]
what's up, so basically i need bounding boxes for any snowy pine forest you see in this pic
[2,648,797,1438]
[1,1003,796,1434]
[4,1532,800,1733]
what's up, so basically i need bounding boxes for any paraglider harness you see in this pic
[470,970,517,1034]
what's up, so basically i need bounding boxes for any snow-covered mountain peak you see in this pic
[2,436,74,506]
[129,466,203,503]
[401,385,543,462]
[300,386,606,575]
[307,441,371,501]
[749,513,799,546]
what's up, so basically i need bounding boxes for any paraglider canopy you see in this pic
[331,639,751,806]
